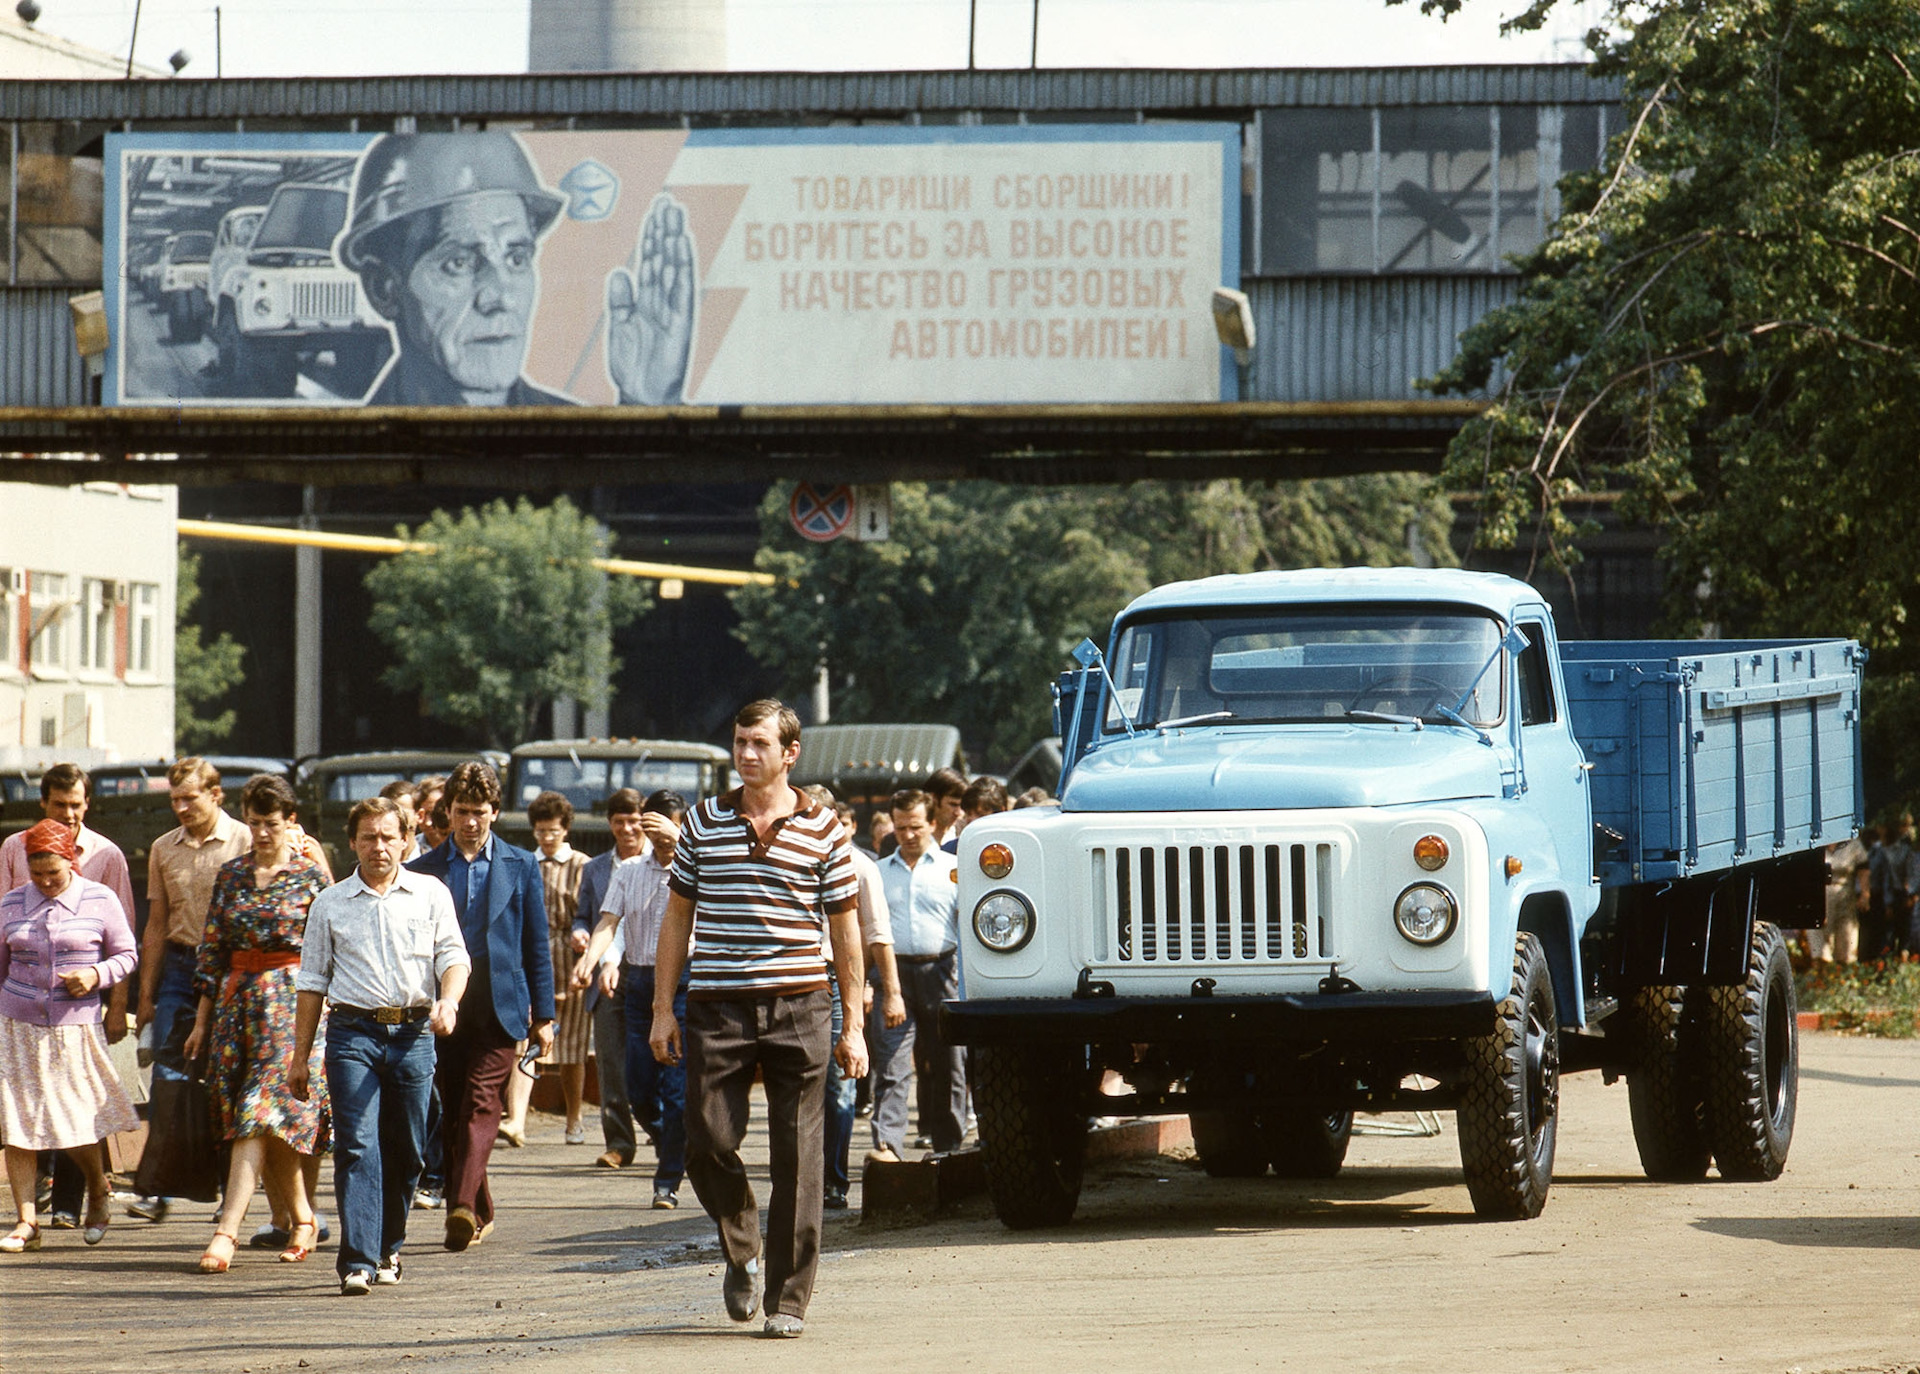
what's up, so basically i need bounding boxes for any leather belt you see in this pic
[332,1004,430,1025]
[895,950,955,965]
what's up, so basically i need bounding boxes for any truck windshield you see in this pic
[169,232,213,263]
[1105,606,1508,731]
[512,756,710,809]
[251,186,349,254]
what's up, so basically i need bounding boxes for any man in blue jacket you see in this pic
[407,760,555,1252]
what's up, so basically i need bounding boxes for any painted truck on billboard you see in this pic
[945,567,1863,1227]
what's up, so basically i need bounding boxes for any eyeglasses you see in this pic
[516,1045,542,1080]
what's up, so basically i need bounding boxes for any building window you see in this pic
[29,572,68,673]
[131,582,159,675]
[1256,104,1609,276]
[78,578,115,673]
[0,568,15,671]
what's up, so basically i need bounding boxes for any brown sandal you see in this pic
[279,1221,317,1263]
[198,1230,238,1274]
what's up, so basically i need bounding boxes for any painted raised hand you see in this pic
[606,192,696,405]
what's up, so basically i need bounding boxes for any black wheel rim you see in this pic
[1523,982,1559,1165]
[1762,968,1792,1126]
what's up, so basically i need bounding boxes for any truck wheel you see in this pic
[1625,985,1711,1181]
[975,1044,1088,1229]
[1457,932,1559,1219]
[1189,1111,1270,1178]
[1265,1108,1353,1179]
[1698,920,1797,1181]
[167,292,202,343]
[212,300,240,381]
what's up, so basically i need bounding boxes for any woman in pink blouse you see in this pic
[0,819,139,1254]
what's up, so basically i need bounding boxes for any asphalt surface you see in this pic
[5,1031,1920,1373]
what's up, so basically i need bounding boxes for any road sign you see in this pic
[790,483,854,542]
[852,484,892,542]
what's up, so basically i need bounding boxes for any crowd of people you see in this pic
[0,703,1040,1337]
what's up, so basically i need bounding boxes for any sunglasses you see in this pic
[515,1045,542,1080]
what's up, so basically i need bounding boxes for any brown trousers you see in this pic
[436,983,518,1228]
[684,988,831,1320]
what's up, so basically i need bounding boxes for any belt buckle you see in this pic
[375,1007,403,1025]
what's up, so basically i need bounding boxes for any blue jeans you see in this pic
[324,1014,435,1279]
[824,978,857,1194]
[622,965,687,1189]
[150,943,199,1086]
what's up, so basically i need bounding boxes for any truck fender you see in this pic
[1512,887,1582,1028]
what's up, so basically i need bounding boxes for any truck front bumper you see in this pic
[942,990,1496,1047]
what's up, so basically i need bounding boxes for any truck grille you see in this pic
[290,280,356,320]
[1090,841,1337,966]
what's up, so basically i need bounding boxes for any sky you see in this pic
[23,0,1609,79]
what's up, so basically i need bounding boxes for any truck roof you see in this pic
[1120,567,1545,620]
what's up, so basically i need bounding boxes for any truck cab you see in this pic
[949,567,1861,1227]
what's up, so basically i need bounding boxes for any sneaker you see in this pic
[824,1187,849,1211]
[652,1185,678,1210]
[412,1188,444,1211]
[340,1270,373,1296]
[375,1255,402,1285]
[762,1314,806,1338]
[564,1125,587,1145]
[723,1257,761,1322]
[46,1211,79,1231]
[126,1196,169,1222]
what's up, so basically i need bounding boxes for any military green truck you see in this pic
[293,749,507,874]
[495,739,734,856]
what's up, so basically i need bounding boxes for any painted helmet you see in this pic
[338,132,564,270]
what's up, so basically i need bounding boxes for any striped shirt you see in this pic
[668,787,858,1000]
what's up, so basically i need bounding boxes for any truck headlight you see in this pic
[1393,883,1457,946]
[972,890,1035,952]
[978,843,1014,879]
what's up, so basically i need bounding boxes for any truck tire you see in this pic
[1698,920,1797,1181]
[1189,1111,1270,1178]
[975,1044,1088,1229]
[167,291,202,343]
[1457,932,1559,1220]
[1265,1108,1353,1179]
[1625,985,1711,1181]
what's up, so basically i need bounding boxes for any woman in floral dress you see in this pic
[499,791,591,1146]
[182,774,329,1273]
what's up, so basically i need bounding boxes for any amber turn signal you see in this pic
[1413,835,1449,871]
[1505,855,1524,880]
[979,843,1015,880]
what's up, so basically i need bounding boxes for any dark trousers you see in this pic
[622,964,688,1188]
[435,980,518,1228]
[824,979,857,1194]
[871,950,968,1155]
[593,990,636,1161]
[684,989,831,1320]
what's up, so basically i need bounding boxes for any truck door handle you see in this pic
[1577,762,1594,773]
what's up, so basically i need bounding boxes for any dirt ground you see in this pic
[5,1029,1920,1374]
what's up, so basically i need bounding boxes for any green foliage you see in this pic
[364,497,646,748]
[1425,0,1920,804]
[1796,959,1920,1037]
[174,547,245,752]
[730,478,1454,766]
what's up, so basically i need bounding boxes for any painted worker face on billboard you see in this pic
[104,123,1237,408]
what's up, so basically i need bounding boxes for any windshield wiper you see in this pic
[1156,710,1236,731]
[1346,709,1423,729]
[1430,704,1493,748]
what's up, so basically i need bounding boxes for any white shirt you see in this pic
[880,845,959,957]
[602,849,676,967]
[298,866,469,1011]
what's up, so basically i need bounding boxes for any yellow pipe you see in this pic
[176,518,775,588]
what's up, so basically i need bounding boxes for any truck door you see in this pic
[1515,613,1599,910]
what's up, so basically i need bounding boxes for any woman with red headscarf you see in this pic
[0,819,138,1253]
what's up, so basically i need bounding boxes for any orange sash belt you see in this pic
[228,949,301,973]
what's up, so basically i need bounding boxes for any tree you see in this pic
[364,496,647,748]
[1419,0,1920,806]
[174,547,246,752]
[730,477,1454,767]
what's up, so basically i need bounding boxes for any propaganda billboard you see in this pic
[103,125,1239,408]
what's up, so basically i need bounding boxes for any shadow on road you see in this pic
[1801,1066,1920,1091]
[1692,1215,1920,1249]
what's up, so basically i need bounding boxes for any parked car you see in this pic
[790,723,966,819]
[496,739,734,856]
[294,749,507,873]
[219,181,390,397]
[157,230,214,343]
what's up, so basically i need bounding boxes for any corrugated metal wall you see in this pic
[0,65,1620,122]
[1248,275,1516,402]
[0,287,84,406]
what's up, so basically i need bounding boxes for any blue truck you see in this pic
[946,567,1863,1226]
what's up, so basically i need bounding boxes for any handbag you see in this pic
[131,1028,224,1203]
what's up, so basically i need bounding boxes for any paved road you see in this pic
[5,1031,1919,1373]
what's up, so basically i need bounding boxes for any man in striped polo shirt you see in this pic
[650,699,868,1339]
